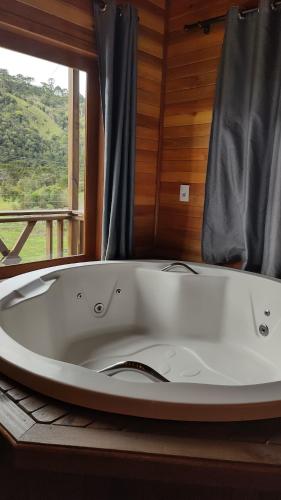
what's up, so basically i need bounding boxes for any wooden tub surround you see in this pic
[2,375,281,498]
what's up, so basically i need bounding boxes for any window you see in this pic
[0,46,99,275]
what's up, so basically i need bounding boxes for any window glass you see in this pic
[0,47,86,265]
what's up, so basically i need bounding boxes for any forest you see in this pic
[0,69,85,210]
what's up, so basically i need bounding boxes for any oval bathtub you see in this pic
[1,260,281,421]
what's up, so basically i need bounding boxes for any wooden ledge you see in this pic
[2,373,281,488]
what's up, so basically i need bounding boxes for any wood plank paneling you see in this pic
[155,0,254,262]
[0,393,34,440]
[131,0,167,257]
[0,0,96,58]
[5,373,281,498]
[0,0,167,259]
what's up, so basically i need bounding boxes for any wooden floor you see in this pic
[2,374,281,498]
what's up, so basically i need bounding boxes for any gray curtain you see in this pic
[202,1,281,277]
[94,0,137,260]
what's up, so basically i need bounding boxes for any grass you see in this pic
[0,221,67,262]
[0,197,69,264]
[0,221,69,264]
[0,198,12,210]
[11,93,64,139]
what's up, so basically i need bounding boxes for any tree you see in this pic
[0,69,85,210]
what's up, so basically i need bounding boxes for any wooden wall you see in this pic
[2,0,262,263]
[155,0,255,262]
[0,0,167,259]
[131,0,166,257]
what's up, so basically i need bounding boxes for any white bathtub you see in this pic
[1,260,281,421]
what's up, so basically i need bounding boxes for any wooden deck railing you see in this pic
[0,209,84,266]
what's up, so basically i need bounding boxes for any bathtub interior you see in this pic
[1,262,281,386]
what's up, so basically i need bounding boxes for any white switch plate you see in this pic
[179,184,189,202]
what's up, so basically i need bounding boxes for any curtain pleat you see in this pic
[94,0,137,260]
[202,0,281,277]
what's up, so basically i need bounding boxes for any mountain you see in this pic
[0,69,85,209]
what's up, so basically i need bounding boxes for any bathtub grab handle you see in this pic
[161,262,199,275]
[98,361,170,382]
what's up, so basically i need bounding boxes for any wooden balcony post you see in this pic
[57,220,64,257]
[68,67,80,256]
[0,239,9,258]
[79,220,84,254]
[46,220,53,260]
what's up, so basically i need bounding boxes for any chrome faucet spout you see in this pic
[161,261,199,275]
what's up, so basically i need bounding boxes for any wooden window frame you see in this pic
[0,27,102,279]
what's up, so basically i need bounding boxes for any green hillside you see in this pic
[0,69,85,210]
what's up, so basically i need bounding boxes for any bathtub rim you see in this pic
[1,260,281,422]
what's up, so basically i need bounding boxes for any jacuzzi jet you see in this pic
[259,324,269,337]
[94,302,104,314]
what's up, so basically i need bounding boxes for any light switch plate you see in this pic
[179,184,189,202]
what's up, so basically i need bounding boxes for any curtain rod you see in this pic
[96,0,140,20]
[184,1,281,34]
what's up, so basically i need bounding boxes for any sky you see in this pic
[0,47,86,96]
